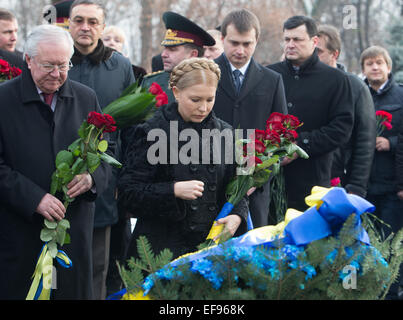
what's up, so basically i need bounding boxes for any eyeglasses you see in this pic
[35,60,73,73]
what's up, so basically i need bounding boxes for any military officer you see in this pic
[141,11,215,105]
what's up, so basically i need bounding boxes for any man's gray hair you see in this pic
[23,24,74,60]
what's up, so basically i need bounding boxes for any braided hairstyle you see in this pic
[169,57,221,90]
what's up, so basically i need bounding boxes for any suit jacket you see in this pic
[0,63,111,299]
[213,54,287,132]
[213,54,288,227]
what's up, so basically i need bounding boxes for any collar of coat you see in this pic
[71,39,114,66]
[19,61,74,104]
[365,73,396,96]
[285,48,319,74]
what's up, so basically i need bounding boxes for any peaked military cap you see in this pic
[161,11,215,48]
[45,0,73,29]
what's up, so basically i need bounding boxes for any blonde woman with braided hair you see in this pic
[118,57,248,262]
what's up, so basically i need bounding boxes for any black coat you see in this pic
[213,54,288,227]
[118,102,248,260]
[268,51,354,210]
[0,63,111,299]
[366,73,403,195]
[331,66,376,197]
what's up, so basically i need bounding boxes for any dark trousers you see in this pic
[249,181,271,228]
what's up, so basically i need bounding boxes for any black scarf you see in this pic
[71,40,114,66]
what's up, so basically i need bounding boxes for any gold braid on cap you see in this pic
[161,29,195,46]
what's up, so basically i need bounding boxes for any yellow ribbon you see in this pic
[26,245,53,300]
[206,223,224,244]
[122,290,152,300]
[305,186,333,209]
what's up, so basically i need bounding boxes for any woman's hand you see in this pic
[214,214,242,241]
[174,180,204,200]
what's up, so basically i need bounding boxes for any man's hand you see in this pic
[397,190,403,201]
[376,137,390,152]
[281,152,298,166]
[36,193,66,222]
[66,172,94,199]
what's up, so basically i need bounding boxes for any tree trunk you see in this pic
[140,0,153,72]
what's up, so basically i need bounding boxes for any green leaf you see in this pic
[50,172,60,195]
[58,219,70,230]
[100,152,122,168]
[44,220,58,230]
[98,140,108,153]
[40,228,55,242]
[56,227,66,246]
[71,158,86,176]
[55,150,74,168]
[78,121,89,139]
[87,152,101,173]
[57,162,70,172]
[48,240,58,258]
[64,232,71,245]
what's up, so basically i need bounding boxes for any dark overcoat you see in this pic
[213,54,288,227]
[268,51,354,210]
[0,63,111,299]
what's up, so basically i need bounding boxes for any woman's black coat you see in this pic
[118,102,248,260]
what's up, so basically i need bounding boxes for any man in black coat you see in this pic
[67,0,135,299]
[361,45,403,299]
[267,16,354,211]
[0,24,111,299]
[316,25,376,198]
[213,9,287,227]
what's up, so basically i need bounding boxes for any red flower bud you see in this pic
[149,82,164,96]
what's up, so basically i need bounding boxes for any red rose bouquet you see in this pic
[206,112,309,244]
[375,110,393,136]
[0,59,21,82]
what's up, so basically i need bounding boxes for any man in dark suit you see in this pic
[213,9,287,227]
[0,24,111,299]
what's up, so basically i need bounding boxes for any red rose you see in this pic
[255,129,266,141]
[283,129,298,142]
[382,121,393,131]
[255,139,266,154]
[87,111,107,129]
[0,59,10,73]
[149,82,164,96]
[330,177,341,187]
[267,121,285,134]
[284,114,301,129]
[155,92,168,107]
[267,112,285,123]
[265,129,281,144]
[103,113,117,133]
[11,66,21,77]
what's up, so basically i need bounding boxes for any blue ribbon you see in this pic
[283,188,373,246]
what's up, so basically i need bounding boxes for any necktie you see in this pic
[43,93,54,106]
[233,69,242,94]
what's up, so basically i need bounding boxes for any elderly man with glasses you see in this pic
[0,24,112,299]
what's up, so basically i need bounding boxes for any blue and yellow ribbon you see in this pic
[26,244,72,300]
